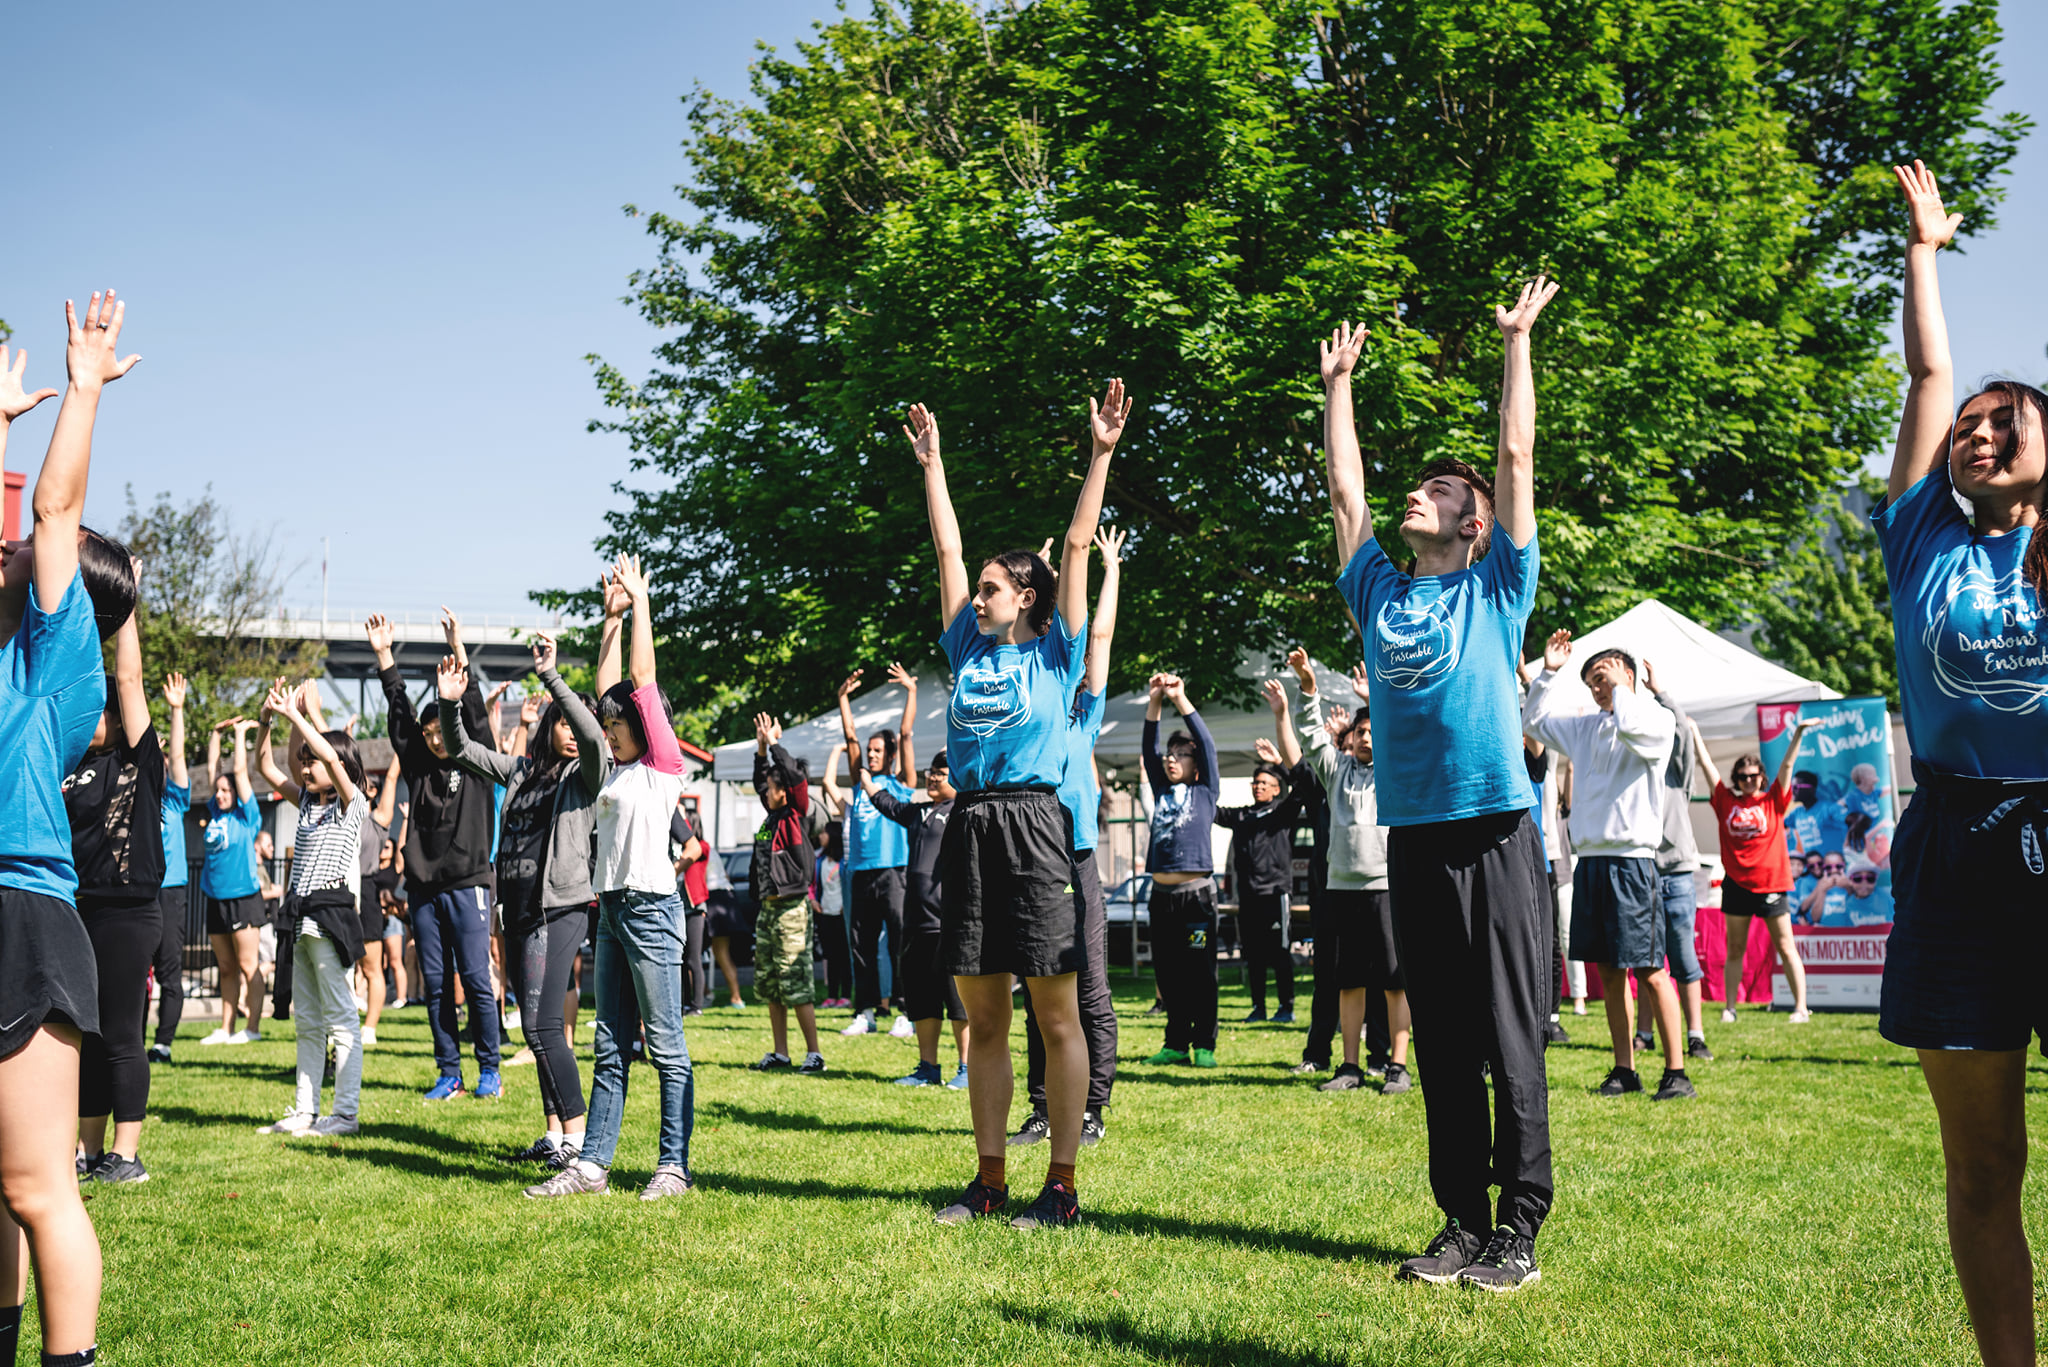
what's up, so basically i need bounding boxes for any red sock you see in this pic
[978,1155,1005,1190]
[1048,1161,1076,1191]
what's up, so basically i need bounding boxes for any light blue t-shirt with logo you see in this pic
[1337,531,1539,826]
[162,781,192,891]
[199,793,263,900]
[1060,689,1106,853]
[939,603,1086,792]
[846,775,913,871]
[1787,800,1847,859]
[0,571,109,902]
[1877,463,2048,778]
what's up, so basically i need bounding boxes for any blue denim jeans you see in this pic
[582,889,694,1172]
[413,885,501,1076]
[1658,872,1704,985]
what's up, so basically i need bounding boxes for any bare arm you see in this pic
[30,293,140,612]
[836,669,864,776]
[1059,378,1130,630]
[111,609,150,747]
[205,721,224,795]
[907,404,970,626]
[821,744,846,817]
[230,719,257,804]
[372,753,402,829]
[164,674,189,788]
[0,345,58,557]
[1889,160,1963,502]
[1492,276,1559,551]
[889,662,919,782]
[1319,322,1372,567]
[275,680,359,808]
[1263,677,1301,768]
[1086,526,1127,696]
[440,606,469,672]
[594,568,629,696]
[614,554,657,689]
[1775,719,1816,795]
[252,684,301,805]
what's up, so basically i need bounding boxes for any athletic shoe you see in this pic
[889,1013,915,1040]
[1146,1000,1166,1016]
[503,1007,524,1032]
[1397,1218,1488,1284]
[300,1114,360,1136]
[524,1163,609,1200]
[1542,1021,1570,1047]
[1596,1066,1643,1097]
[1365,1062,1388,1081]
[1146,1047,1190,1066]
[1720,1006,1738,1024]
[544,1143,583,1171]
[475,1069,504,1100]
[229,1029,261,1044]
[895,1060,944,1087]
[1272,1008,1296,1024]
[841,1011,876,1037]
[1009,1179,1080,1230]
[199,1028,233,1046]
[798,1052,828,1075]
[1242,1007,1268,1024]
[1458,1227,1540,1292]
[1687,1035,1714,1062]
[506,1046,535,1067]
[1381,1063,1413,1095]
[641,1165,694,1200]
[147,1043,173,1064]
[749,1052,792,1071]
[85,1153,149,1185]
[75,1152,101,1178]
[1191,1048,1218,1069]
[680,1005,702,1017]
[946,1062,970,1090]
[1319,1063,1367,1092]
[1652,1069,1697,1102]
[1007,1111,1051,1147]
[934,1178,1008,1225]
[507,1135,559,1163]
[723,999,748,1011]
[1787,1007,1812,1024]
[422,1074,467,1102]
[1288,1060,1324,1076]
[1080,1109,1107,1146]
[1632,1029,1654,1053]
[255,1111,316,1135]
[361,1026,377,1047]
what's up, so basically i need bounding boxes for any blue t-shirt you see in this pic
[1336,532,1539,826]
[1877,464,2048,777]
[845,775,913,871]
[162,781,192,890]
[1787,800,1847,859]
[939,603,1086,791]
[1060,690,1106,853]
[1842,784,1886,828]
[200,794,263,899]
[0,571,108,902]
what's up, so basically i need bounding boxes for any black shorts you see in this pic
[1722,884,1790,919]
[358,900,386,948]
[1569,855,1660,970]
[704,888,747,940]
[0,887,100,1059]
[1882,762,2048,1053]
[1320,887,1386,990]
[206,894,267,935]
[939,786,1080,979]
[899,929,967,1022]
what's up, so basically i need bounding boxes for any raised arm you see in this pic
[1491,276,1559,552]
[435,656,518,784]
[1604,672,1676,764]
[889,662,919,782]
[275,678,359,808]
[906,404,970,626]
[1285,648,1341,786]
[253,682,301,805]
[534,633,607,798]
[820,743,846,819]
[1059,378,1131,629]
[835,670,864,776]
[1889,160,1963,501]
[1687,717,1723,793]
[594,567,629,697]
[205,719,226,794]
[0,345,58,553]
[111,607,150,747]
[367,613,424,768]
[164,674,190,789]
[1141,675,1170,792]
[1167,676,1219,796]
[440,606,469,672]
[1320,321,1373,567]
[372,752,402,830]
[230,718,257,804]
[611,554,657,690]
[1775,718,1817,797]
[1086,526,1126,696]
[31,292,140,611]
[1519,628,1579,754]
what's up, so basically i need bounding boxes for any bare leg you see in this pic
[1764,914,1808,1012]
[914,1017,941,1067]
[234,927,264,1028]
[1681,977,1704,1035]
[793,1003,820,1056]
[1598,964,1636,1069]
[1919,1049,2032,1367]
[952,1019,970,1064]
[210,932,239,1032]
[384,933,407,1007]
[1723,912,1753,1009]
[1337,986,1367,1068]
[1635,966,1685,1072]
[361,942,386,1030]
[711,937,743,1007]
[768,1004,789,1058]
[956,974,1017,1171]
[1024,973,1086,1170]
[1386,988,1411,1066]
[0,1024,102,1355]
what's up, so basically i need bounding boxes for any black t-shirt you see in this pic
[369,865,404,912]
[869,791,951,934]
[63,725,168,903]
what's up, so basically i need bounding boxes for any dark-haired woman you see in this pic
[1689,716,1813,1023]
[253,678,370,1138]
[913,379,1128,1230]
[1874,162,2048,1367]
[526,555,696,1201]
[439,633,608,1172]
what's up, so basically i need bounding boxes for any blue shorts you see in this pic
[1570,856,1659,971]
[1881,762,2048,1053]
[1657,871,1703,985]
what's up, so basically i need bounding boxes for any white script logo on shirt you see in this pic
[1374,596,1461,691]
[951,660,1032,736]
[1925,563,2048,712]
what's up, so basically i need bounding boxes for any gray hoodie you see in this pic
[1296,691,1388,891]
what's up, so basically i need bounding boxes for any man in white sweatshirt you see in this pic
[1522,629,1692,1101]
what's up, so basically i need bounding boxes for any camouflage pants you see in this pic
[754,895,817,1008]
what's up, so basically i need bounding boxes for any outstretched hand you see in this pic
[1895,159,1963,249]
[1253,737,1281,764]
[0,346,58,422]
[1088,377,1133,449]
[264,677,295,720]
[531,632,558,674]
[1147,673,1170,703]
[886,661,918,692]
[1542,628,1573,673]
[837,669,863,699]
[1324,704,1351,740]
[519,693,543,726]
[1285,647,1315,693]
[613,553,649,601]
[753,712,783,745]
[364,613,395,654]
[436,655,468,703]
[1319,321,1369,388]
[65,291,141,390]
[439,605,463,652]
[1349,661,1370,705]
[1261,678,1288,717]
[1495,276,1560,338]
[903,403,941,468]
[601,568,631,619]
[163,672,188,709]
[1640,657,1659,694]
[1094,524,1127,565]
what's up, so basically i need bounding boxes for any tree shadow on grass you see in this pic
[1737,1055,1921,1069]
[698,1102,963,1138]
[1127,1069,1304,1088]
[996,1303,1351,1366]
[151,1105,510,1184]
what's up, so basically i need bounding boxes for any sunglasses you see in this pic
[1849,873,1876,885]
[1734,771,1764,782]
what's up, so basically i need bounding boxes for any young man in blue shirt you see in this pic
[835,665,919,1038]
[1321,278,1559,1291]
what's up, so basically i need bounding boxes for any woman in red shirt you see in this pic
[1691,716,1816,1024]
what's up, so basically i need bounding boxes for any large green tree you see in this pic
[561,0,2024,734]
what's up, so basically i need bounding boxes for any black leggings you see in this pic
[153,891,185,1047]
[680,910,707,1011]
[519,912,587,1123]
[80,899,162,1124]
[1238,890,1295,1011]
[817,913,853,1001]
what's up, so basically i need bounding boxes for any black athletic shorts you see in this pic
[704,888,747,940]
[1882,762,2048,1053]
[899,929,967,1022]
[1569,855,1660,970]
[1721,884,1790,919]
[357,898,386,948]
[939,785,1081,979]
[0,887,100,1059]
[206,894,268,935]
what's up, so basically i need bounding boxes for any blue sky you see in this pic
[5,1,2041,622]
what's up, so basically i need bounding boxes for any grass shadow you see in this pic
[1125,1068,1305,1088]
[996,1303,1351,1365]
[700,1103,962,1138]
[150,1105,512,1184]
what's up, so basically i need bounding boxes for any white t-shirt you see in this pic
[593,684,690,896]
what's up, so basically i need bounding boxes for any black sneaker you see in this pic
[1272,1007,1295,1024]
[1631,1029,1654,1053]
[1687,1034,1714,1062]
[1007,1110,1050,1147]
[1146,1000,1166,1016]
[1458,1226,1540,1292]
[1009,1179,1080,1230]
[748,1052,792,1072]
[85,1153,150,1185]
[1596,1066,1643,1097]
[934,1178,1008,1225]
[1288,1060,1324,1076]
[147,1043,173,1064]
[798,1052,827,1075]
[1653,1068,1697,1101]
[1318,1063,1367,1092]
[544,1143,584,1172]
[1381,1062,1413,1095]
[1397,1218,1488,1284]
[75,1151,101,1179]
[1542,1021,1570,1047]
[1079,1110,1107,1146]
[1242,1007,1268,1024]
[506,1135,558,1163]
[1365,1060,1388,1081]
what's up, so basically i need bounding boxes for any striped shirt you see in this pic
[292,793,368,896]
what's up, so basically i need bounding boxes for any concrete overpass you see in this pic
[243,608,586,716]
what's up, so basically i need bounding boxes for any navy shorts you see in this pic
[1569,855,1660,971]
[1882,763,2048,1053]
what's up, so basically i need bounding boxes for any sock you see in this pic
[977,1154,1005,1190]
[1687,1030,1705,1041]
[540,1132,562,1150]
[42,1348,95,1367]
[0,1305,19,1362]
[1047,1161,1077,1192]
[574,1158,605,1180]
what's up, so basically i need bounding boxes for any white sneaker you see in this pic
[840,1011,875,1037]
[1787,1007,1812,1024]
[1720,1007,1738,1025]
[504,1008,524,1032]
[361,1025,378,1047]
[229,1029,262,1044]
[352,995,368,1013]
[888,1013,915,1040]
[256,1112,316,1135]
[298,1115,360,1137]
[200,1028,234,1046]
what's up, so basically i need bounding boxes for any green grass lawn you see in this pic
[60,978,2048,1365]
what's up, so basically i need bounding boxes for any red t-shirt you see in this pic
[1712,780,1794,894]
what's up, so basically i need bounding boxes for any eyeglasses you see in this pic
[1849,873,1877,885]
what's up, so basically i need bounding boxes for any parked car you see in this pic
[1105,873,1151,967]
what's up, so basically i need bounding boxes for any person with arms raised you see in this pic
[1690,715,1814,1026]
[859,749,965,1087]
[148,674,192,1066]
[835,664,919,1039]
[1323,280,1558,1290]
[743,712,826,1077]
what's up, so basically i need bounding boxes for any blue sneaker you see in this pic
[423,1074,466,1102]
[946,1062,970,1090]
[894,1060,943,1087]
[475,1069,504,1100]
